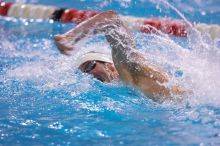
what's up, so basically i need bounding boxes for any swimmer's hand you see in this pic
[54,35,74,55]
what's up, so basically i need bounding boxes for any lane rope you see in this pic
[0,1,219,39]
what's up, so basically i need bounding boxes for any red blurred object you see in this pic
[0,1,187,37]
[0,2,12,16]
[60,9,99,24]
[140,18,187,37]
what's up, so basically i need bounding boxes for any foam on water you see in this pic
[152,0,220,106]
[137,31,220,105]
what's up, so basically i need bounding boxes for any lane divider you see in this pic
[7,3,57,19]
[0,1,219,39]
[60,9,99,23]
[195,23,220,39]
[0,2,12,16]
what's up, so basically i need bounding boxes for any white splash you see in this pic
[141,0,220,106]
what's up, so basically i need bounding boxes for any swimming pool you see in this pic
[1,0,220,145]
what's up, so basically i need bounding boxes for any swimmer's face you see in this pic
[79,60,119,82]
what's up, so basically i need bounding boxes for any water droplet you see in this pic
[24,22,29,26]
[201,11,206,16]
[48,122,64,129]
[174,70,183,77]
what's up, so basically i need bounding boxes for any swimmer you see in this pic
[54,11,186,101]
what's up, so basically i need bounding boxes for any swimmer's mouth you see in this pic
[93,75,105,82]
[95,76,105,82]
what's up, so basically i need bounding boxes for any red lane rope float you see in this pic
[0,1,219,39]
[140,18,187,37]
[0,2,12,16]
[60,9,99,24]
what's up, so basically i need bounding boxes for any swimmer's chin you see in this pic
[96,76,119,83]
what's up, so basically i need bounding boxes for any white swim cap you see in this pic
[76,52,113,67]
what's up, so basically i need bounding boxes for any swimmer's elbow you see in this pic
[171,85,192,95]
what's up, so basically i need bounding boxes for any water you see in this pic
[1,0,220,145]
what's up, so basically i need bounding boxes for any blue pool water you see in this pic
[1,0,220,145]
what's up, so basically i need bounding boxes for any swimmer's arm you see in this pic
[54,11,121,55]
[100,12,185,100]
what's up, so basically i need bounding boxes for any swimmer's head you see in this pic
[77,52,118,82]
